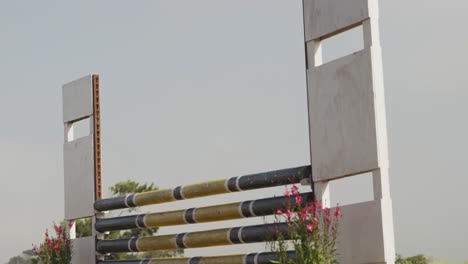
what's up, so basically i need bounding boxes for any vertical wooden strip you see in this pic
[92,74,102,200]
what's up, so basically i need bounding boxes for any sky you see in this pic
[1,0,468,263]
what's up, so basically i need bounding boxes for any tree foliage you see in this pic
[396,254,429,264]
[7,256,32,264]
[110,180,157,197]
[7,250,35,264]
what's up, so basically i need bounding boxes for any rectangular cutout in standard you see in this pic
[318,25,364,66]
[68,117,91,142]
[329,172,373,206]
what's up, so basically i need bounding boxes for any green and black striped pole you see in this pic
[95,193,313,232]
[97,223,290,253]
[94,166,311,212]
[97,251,296,264]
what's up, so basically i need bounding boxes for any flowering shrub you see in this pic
[33,222,73,264]
[270,185,341,264]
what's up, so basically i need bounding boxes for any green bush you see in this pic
[396,254,428,264]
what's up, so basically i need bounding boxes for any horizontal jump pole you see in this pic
[96,193,313,232]
[95,165,310,212]
[97,251,296,264]
[97,222,290,253]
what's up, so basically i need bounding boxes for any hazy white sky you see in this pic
[1,0,467,262]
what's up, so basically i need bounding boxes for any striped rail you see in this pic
[96,193,312,232]
[97,223,290,253]
[97,251,297,264]
[95,166,310,211]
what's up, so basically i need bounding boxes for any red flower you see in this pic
[334,207,341,217]
[291,185,299,195]
[295,195,302,205]
[54,242,59,249]
[45,229,49,238]
[326,216,332,223]
[324,208,330,215]
[313,217,318,224]
[284,189,291,197]
[306,224,314,232]
[299,208,307,219]
[53,223,63,235]
[276,209,283,215]
[285,209,292,221]
[315,200,322,211]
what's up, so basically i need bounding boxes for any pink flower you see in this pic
[324,208,330,215]
[326,216,332,223]
[334,207,341,217]
[276,209,283,215]
[306,224,313,232]
[54,224,62,235]
[284,189,291,197]
[45,230,49,238]
[54,242,59,249]
[299,208,307,219]
[313,217,318,224]
[291,185,299,195]
[295,195,303,205]
[315,200,322,211]
[285,209,292,221]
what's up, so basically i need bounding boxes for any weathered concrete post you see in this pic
[303,0,396,263]
[63,74,102,264]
